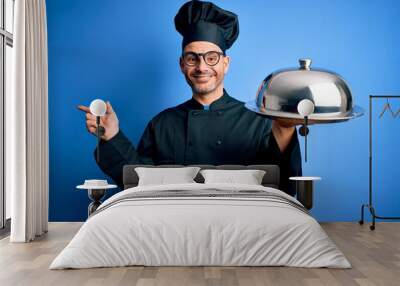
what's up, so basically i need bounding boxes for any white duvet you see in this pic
[50,183,351,269]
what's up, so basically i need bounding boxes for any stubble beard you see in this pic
[192,82,218,95]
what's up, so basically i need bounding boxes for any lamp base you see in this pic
[299,125,309,136]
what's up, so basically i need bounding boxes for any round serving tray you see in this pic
[245,100,364,125]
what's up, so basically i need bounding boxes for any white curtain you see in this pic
[7,0,49,242]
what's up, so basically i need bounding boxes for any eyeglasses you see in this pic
[182,51,225,67]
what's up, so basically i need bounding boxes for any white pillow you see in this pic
[135,167,201,186]
[200,169,266,185]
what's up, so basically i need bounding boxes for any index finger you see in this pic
[77,105,91,113]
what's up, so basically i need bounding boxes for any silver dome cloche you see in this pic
[245,59,364,124]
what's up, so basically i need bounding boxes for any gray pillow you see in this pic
[135,167,201,186]
[200,169,266,185]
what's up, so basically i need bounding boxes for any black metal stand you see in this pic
[87,188,106,217]
[359,95,400,230]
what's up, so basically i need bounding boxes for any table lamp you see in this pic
[89,99,107,163]
[297,99,315,162]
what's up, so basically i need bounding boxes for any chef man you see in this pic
[78,0,302,195]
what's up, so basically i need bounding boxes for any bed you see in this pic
[49,164,351,269]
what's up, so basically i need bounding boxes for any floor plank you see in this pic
[0,222,399,286]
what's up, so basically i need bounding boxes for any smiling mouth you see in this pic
[192,74,213,81]
[193,76,212,83]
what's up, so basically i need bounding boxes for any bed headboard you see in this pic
[122,164,280,190]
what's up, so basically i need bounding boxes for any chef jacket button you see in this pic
[216,140,222,145]
[217,111,223,116]
[192,111,199,116]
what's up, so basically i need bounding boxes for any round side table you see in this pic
[289,176,321,210]
[76,183,117,217]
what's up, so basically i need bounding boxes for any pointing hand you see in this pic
[77,101,120,141]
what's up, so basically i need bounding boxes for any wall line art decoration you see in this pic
[379,97,400,118]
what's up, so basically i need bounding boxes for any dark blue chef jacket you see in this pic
[94,90,302,196]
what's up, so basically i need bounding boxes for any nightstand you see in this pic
[289,176,321,210]
[76,180,117,217]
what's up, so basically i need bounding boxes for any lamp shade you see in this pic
[297,99,315,117]
[89,99,107,117]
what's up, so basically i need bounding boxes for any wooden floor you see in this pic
[0,222,399,286]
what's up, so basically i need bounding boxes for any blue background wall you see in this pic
[47,0,400,222]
